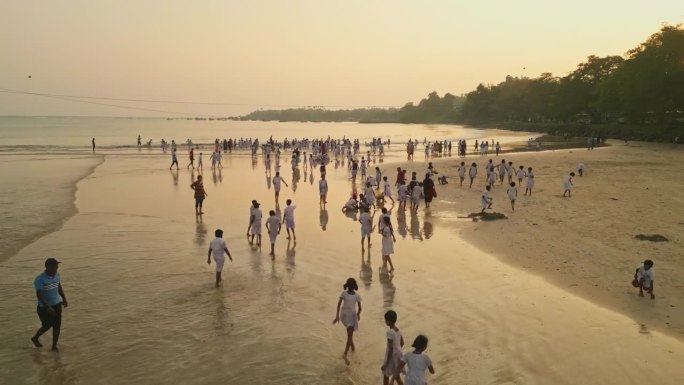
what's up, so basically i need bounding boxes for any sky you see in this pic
[1,0,682,117]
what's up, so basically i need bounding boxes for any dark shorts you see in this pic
[195,196,205,205]
[37,303,62,329]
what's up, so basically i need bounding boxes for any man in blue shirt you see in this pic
[31,258,68,352]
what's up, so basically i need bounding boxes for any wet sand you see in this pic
[1,146,683,384]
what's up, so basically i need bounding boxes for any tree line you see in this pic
[237,25,683,141]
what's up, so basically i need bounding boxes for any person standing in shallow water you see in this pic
[333,278,362,366]
[190,174,207,215]
[31,258,68,352]
[207,229,232,287]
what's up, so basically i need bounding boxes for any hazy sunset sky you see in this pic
[1,0,682,116]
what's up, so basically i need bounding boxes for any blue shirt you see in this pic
[34,272,61,307]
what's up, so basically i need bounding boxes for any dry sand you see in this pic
[393,140,684,341]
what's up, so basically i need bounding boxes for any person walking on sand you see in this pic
[31,258,68,352]
[247,200,263,246]
[319,174,329,207]
[480,185,493,213]
[507,182,518,211]
[397,181,408,211]
[577,162,585,177]
[398,335,435,385]
[283,199,296,241]
[469,162,477,188]
[381,216,396,272]
[524,167,534,196]
[458,162,467,187]
[272,171,289,202]
[266,209,281,258]
[562,172,575,197]
[381,310,404,385]
[516,165,526,185]
[632,259,655,299]
[170,148,179,170]
[187,147,195,169]
[498,160,507,185]
[207,229,233,287]
[190,174,207,215]
[333,278,362,366]
[198,152,203,170]
[91,138,95,152]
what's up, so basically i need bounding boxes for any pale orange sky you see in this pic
[1,0,682,116]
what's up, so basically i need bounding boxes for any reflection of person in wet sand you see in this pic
[333,278,362,366]
[320,208,329,231]
[360,248,373,289]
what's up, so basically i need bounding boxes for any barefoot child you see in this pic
[190,175,207,215]
[480,185,493,213]
[381,310,404,385]
[333,278,362,365]
[468,162,477,188]
[562,172,575,197]
[458,162,466,187]
[507,182,518,211]
[265,209,281,257]
[383,176,395,204]
[207,229,233,287]
[248,200,262,245]
[359,206,373,249]
[381,216,397,272]
[524,167,534,196]
[398,335,435,385]
[272,171,289,201]
[319,174,329,207]
[283,199,296,240]
[516,165,526,185]
[632,259,655,299]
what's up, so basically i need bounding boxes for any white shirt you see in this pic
[507,187,517,200]
[458,165,466,177]
[637,265,655,287]
[340,291,361,313]
[209,237,227,258]
[283,205,296,221]
[359,212,372,231]
[272,176,282,190]
[345,199,358,210]
[267,215,280,234]
[402,352,432,385]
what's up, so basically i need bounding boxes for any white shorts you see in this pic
[213,256,225,272]
[361,227,371,237]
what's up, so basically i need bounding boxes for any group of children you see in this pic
[333,278,435,384]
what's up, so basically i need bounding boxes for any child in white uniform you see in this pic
[333,278,362,366]
[382,176,394,204]
[458,162,467,187]
[398,335,435,385]
[562,172,575,197]
[507,182,518,211]
[480,185,493,213]
[381,310,404,385]
[468,163,477,188]
[524,167,534,196]
[265,210,281,258]
[359,207,373,249]
[381,216,396,272]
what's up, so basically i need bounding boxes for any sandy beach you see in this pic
[1,139,684,384]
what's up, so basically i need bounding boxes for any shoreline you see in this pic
[379,141,684,342]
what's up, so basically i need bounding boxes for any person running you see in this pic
[524,167,534,196]
[247,200,262,245]
[187,147,195,169]
[480,185,493,213]
[632,259,655,299]
[272,171,289,201]
[265,210,281,258]
[486,167,496,188]
[31,258,68,352]
[498,160,507,184]
[190,175,207,215]
[207,229,233,287]
[333,278,362,366]
[381,216,396,272]
[562,172,575,197]
[506,161,514,184]
[170,148,179,170]
[319,174,329,207]
[381,310,404,385]
[468,162,477,188]
[283,199,296,241]
[507,182,518,211]
[398,335,435,385]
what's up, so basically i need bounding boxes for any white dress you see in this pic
[383,181,392,198]
[526,172,535,188]
[382,329,404,376]
[481,190,492,209]
[339,291,361,331]
[381,226,394,255]
[563,175,573,190]
[402,352,432,385]
[250,208,263,235]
